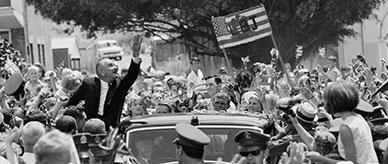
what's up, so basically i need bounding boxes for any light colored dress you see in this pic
[338,114,379,164]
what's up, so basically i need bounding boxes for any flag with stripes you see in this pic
[131,75,145,95]
[212,5,272,49]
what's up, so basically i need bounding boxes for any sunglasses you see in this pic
[239,149,261,157]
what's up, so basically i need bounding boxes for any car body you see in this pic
[124,113,269,164]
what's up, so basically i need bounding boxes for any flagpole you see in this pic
[270,34,293,87]
[222,48,233,76]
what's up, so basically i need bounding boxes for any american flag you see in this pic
[211,5,272,49]
[212,16,231,37]
[131,74,145,95]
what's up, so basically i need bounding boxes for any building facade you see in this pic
[0,0,53,69]
[339,2,388,73]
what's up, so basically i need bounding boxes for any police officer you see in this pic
[234,130,270,164]
[173,123,210,164]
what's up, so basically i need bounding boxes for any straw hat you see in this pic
[295,101,318,124]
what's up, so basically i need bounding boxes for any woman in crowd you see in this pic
[125,96,148,118]
[306,80,379,164]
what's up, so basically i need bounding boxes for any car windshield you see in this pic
[127,127,259,164]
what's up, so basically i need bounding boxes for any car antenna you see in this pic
[191,116,199,126]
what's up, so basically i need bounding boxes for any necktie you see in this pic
[105,80,116,106]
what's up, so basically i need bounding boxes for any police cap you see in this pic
[234,130,270,149]
[173,123,210,149]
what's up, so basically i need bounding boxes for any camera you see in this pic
[276,97,298,118]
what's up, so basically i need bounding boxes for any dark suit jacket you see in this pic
[67,60,140,128]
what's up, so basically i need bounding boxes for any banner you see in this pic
[212,5,272,49]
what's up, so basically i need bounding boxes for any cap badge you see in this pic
[80,135,87,144]
[95,136,102,143]
[245,132,251,139]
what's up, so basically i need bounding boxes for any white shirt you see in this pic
[98,80,109,115]
[338,114,378,164]
[187,69,204,86]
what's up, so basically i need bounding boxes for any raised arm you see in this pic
[120,35,143,92]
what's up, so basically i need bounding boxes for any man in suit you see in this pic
[65,36,142,128]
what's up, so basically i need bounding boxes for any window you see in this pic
[0,30,11,42]
[30,43,34,63]
[71,58,80,70]
[37,44,41,63]
[27,45,30,60]
[41,45,45,65]
[37,44,46,65]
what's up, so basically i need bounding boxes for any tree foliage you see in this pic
[0,39,26,79]
[27,0,384,65]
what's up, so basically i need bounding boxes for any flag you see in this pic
[212,5,272,49]
[4,59,20,74]
[131,75,145,95]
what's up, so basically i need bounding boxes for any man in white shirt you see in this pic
[187,57,205,87]
[325,56,342,82]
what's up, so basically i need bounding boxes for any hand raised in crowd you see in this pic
[132,34,143,58]
[5,126,23,163]
[5,127,21,144]
[279,142,310,164]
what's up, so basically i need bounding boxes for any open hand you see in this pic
[279,142,310,164]
[5,127,21,144]
[132,35,143,58]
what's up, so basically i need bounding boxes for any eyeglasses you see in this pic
[239,149,261,157]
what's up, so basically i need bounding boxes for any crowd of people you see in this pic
[1,36,388,164]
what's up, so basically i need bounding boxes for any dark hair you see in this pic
[204,75,222,85]
[63,106,85,121]
[24,111,50,127]
[33,63,46,79]
[190,57,200,64]
[157,103,172,112]
[235,71,253,89]
[324,80,359,114]
[55,115,77,134]
[181,145,204,159]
